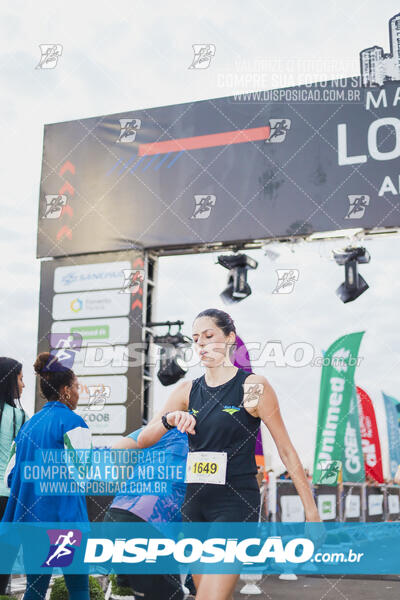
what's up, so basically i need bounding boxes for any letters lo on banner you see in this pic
[313,332,364,485]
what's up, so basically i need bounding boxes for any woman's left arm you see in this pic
[249,374,321,522]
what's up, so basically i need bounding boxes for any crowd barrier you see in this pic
[84,480,400,523]
[271,479,400,522]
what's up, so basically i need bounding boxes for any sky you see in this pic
[1,0,400,475]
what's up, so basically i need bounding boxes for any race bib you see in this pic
[185,451,227,485]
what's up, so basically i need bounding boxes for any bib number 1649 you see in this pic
[192,461,218,474]
[185,451,227,485]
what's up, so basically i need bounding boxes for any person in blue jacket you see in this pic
[104,426,190,599]
[3,352,92,600]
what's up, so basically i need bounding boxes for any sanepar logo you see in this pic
[84,536,314,564]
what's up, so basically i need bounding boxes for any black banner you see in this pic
[37,80,400,257]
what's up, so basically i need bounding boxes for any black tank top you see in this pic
[187,368,261,481]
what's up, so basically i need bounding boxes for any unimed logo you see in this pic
[84,536,314,564]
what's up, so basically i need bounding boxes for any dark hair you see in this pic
[0,357,23,437]
[34,352,75,402]
[194,308,236,337]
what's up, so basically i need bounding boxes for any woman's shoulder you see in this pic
[1,403,26,420]
[60,408,89,432]
[174,378,194,397]
[17,406,28,419]
[242,371,269,385]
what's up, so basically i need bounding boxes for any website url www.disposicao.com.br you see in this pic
[83,537,364,565]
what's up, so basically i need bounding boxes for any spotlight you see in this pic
[217,253,258,304]
[332,246,370,303]
[153,328,192,386]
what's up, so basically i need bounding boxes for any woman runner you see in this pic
[138,308,321,600]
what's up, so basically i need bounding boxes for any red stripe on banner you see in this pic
[138,126,271,156]
[356,386,384,484]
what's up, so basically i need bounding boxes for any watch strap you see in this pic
[161,413,175,430]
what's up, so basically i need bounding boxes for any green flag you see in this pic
[341,386,365,482]
[313,332,365,485]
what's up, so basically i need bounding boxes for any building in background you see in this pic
[360,13,400,86]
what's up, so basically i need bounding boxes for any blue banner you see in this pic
[382,393,400,478]
[1,522,400,575]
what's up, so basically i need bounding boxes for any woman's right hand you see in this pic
[167,410,196,434]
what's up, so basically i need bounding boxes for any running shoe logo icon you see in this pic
[42,529,82,567]
[222,406,240,415]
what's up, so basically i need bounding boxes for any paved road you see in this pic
[234,575,400,599]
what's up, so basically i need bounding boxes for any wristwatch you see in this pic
[161,412,176,430]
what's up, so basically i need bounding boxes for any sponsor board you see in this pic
[280,495,305,522]
[317,494,336,520]
[76,404,127,434]
[51,317,130,345]
[52,290,130,320]
[368,493,384,516]
[388,494,400,514]
[344,494,361,519]
[72,346,128,376]
[37,251,144,442]
[54,261,131,293]
[77,375,128,406]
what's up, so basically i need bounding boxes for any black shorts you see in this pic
[104,508,184,600]
[181,476,260,522]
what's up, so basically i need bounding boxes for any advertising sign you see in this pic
[313,332,364,484]
[37,81,400,257]
[54,261,132,292]
[357,386,384,483]
[345,494,361,519]
[36,250,145,442]
[52,317,130,345]
[366,487,385,521]
[76,404,127,434]
[77,375,128,405]
[52,290,131,320]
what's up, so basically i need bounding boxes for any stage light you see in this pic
[153,330,192,386]
[217,253,258,304]
[332,246,371,303]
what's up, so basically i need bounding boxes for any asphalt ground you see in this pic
[233,574,400,599]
